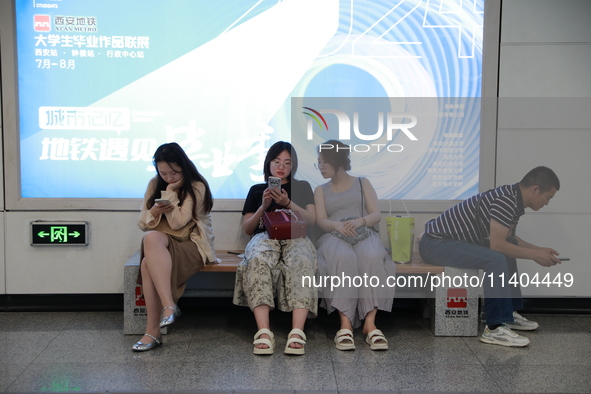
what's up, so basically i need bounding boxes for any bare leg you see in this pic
[253,304,271,349]
[339,311,354,331]
[142,231,175,318]
[336,311,354,345]
[288,308,308,349]
[138,258,163,343]
[137,231,174,344]
[362,308,378,333]
[362,308,386,344]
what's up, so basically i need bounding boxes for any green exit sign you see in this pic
[31,222,88,246]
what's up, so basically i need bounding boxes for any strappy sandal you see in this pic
[334,328,355,351]
[365,329,388,350]
[159,305,181,329]
[284,328,306,356]
[131,333,162,352]
[253,328,275,355]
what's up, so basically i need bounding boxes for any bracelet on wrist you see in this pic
[283,199,291,209]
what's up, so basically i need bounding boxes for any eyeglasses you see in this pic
[271,160,292,168]
[314,162,329,170]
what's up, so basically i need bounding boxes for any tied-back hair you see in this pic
[520,166,560,192]
[147,142,213,219]
[317,139,351,171]
[263,141,299,181]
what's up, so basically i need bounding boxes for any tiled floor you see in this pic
[0,307,590,393]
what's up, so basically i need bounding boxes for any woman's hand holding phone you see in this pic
[267,188,289,207]
[261,189,273,211]
[151,199,174,216]
[266,176,289,207]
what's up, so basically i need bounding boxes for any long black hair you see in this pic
[147,142,213,217]
[263,141,299,181]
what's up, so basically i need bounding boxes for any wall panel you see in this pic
[496,129,591,214]
[502,0,591,43]
[499,45,591,97]
[497,0,591,299]
[5,212,142,294]
[0,213,4,294]
[516,213,590,297]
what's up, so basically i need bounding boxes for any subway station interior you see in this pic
[0,0,590,393]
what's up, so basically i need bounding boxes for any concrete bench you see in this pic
[124,250,479,336]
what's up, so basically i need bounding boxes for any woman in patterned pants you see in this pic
[233,141,317,356]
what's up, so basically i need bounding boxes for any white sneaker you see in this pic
[503,311,539,331]
[479,325,530,347]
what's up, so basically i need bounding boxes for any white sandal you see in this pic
[284,328,306,356]
[334,328,355,351]
[365,329,388,350]
[253,328,275,355]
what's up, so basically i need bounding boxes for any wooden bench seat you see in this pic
[198,251,244,272]
[125,249,476,336]
[201,250,444,275]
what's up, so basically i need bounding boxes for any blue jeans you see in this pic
[419,233,522,326]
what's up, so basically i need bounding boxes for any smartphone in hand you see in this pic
[268,176,281,193]
[155,198,171,206]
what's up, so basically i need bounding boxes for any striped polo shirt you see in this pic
[425,183,525,245]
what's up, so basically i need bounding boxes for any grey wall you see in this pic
[495,0,591,296]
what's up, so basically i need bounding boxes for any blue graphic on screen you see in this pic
[16,0,483,199]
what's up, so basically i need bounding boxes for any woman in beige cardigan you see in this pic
[132,142,217,352]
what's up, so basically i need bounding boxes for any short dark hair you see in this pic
[520,166,560,192]
[317,139,351,171]
[263,141,299,181]
[150,142,213,215]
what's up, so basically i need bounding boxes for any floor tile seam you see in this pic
[178,328,200,364]
[478,361,591,367]
[325,328,342,393]
[460,335,488,367]
[3,363,32,394]
[335,358,483,366]
[329,355,342,393]
[570,315,590,333]
[479,363,507,393]
[171,357,192,392]
[329,360,494,367]
[28,329,63,365]
[65,310,83,326]
[396,360,488,366]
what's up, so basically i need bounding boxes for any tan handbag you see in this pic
[153,217,196,242]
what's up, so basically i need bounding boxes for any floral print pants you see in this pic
[233,232,318,316]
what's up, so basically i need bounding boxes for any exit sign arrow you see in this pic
[31,222,88,246]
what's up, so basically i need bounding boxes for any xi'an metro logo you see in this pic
[34,15,51,32]
[303,106,418,153]
[447,288,468,308]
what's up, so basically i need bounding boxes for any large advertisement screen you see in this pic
[16,0,483,200]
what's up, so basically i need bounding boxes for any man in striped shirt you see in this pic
[419,166,561,347]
